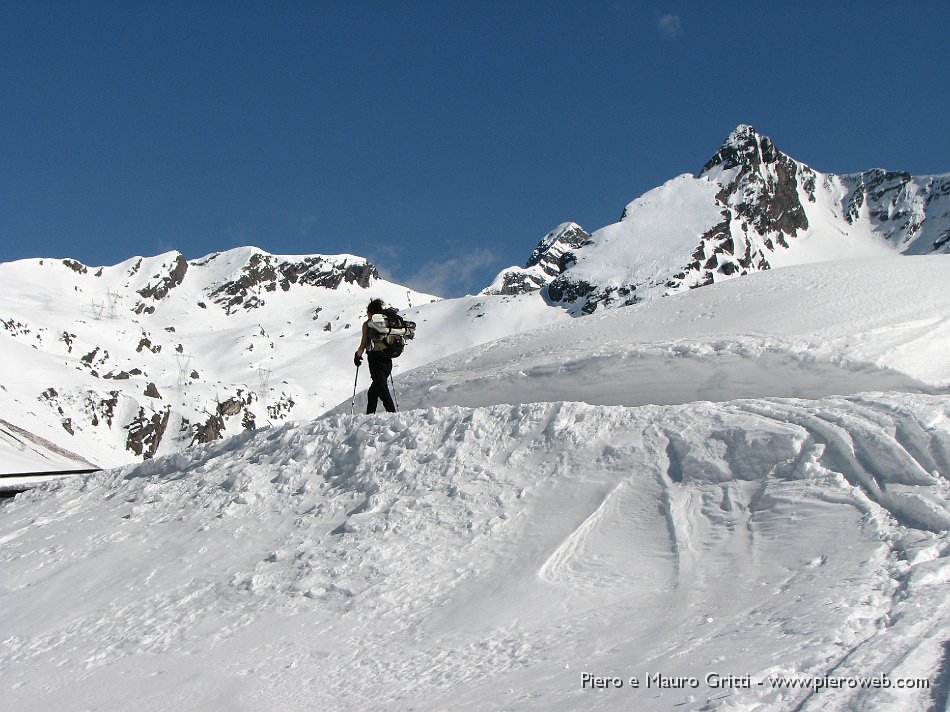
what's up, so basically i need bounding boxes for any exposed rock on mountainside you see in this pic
[841,168,950,252]
[482,223,593,296]
[137,254,189,301]
[209,252,378,314]
[125,406,171,459]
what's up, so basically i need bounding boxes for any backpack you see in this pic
[367,308,416,358]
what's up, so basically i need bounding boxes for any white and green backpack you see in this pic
[367,308,416,358]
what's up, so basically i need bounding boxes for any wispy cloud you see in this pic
[295,211,321,238]
[366,243,403,281]
[658,13,683,38]
[399,247,501,298]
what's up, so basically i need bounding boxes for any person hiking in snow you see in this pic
[354,298,396,414]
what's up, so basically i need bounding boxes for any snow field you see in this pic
[383,256,950,419]
[2,392,949,711]
[3,254,950,710]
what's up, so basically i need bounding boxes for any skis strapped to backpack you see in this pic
[367,308,416,358]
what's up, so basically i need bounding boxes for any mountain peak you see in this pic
[700,124,781,177]
[728,123,759,142]
[480,222,593,297]
[496,123,948,313]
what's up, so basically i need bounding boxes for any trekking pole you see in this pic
[351,363,360,415]
[390,373,399,412]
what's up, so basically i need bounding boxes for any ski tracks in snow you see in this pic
[537,480,627,584]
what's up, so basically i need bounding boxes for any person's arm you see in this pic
[355,321,369,362]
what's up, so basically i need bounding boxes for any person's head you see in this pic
[367,298,385,316]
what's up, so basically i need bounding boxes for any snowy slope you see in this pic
[2,257,949,712]
[0,417,96,474]
[392,256,950,412]
[0,247,433,470]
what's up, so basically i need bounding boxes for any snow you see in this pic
[2,256,950,711]
[385,256,950,414]
[532,174,725,300]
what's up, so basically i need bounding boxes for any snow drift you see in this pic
[396,256,950,413]
[3,396,949,711]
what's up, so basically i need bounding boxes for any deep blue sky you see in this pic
[3,1,948,296]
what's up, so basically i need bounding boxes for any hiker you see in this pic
[354,298,396,413]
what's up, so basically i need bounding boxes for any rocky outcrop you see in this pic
[126,406,171,459]
[63,259,88,274]
[192,413,225,445]
[136,335,161,353]
[2,318,32,337]
[137,254,189,301]
[841,169,950,253]
[482,223,593,296]
[209,253,379,313]
[526,223,595,278]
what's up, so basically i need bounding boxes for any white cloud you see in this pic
[367,240,503,298]
[658,13,683,38]
[294,212,321,238]
[366,243,403,282]
[400,247,501,298]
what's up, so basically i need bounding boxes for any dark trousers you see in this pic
[366,352,396,414]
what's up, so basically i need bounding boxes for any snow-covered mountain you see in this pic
[486,125,950,313]
[0,248,435,471]
[3,256,949,711]
[0,246,575,473]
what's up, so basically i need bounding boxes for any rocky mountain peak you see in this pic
[490,125,947,314]
[525,223,594,273]
[699,124,781,177]
[696,125,815,252]
[481,223,593,297]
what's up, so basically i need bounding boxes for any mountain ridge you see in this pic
[486,124,950,313]
[0,247,441,471]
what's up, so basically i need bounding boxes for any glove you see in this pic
[354,353,363,367]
